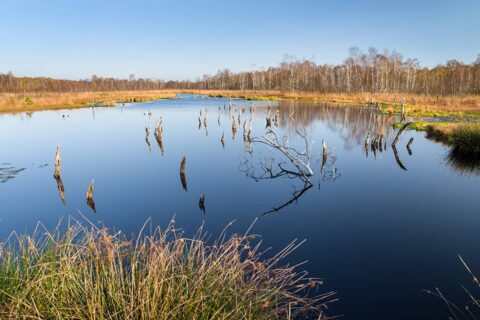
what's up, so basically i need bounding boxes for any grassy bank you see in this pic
[394,121,480,159]
[0,221,333,319]
[183,90,480,118]
[2,89,480,117]
[0,91,178,113]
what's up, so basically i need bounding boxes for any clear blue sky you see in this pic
[1,0,479,81]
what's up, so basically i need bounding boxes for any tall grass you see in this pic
[0,220,334,319]
[450,123,480,156]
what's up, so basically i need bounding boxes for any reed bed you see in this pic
[0,220,334,319]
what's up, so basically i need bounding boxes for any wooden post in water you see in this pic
[154,117,164,155]
[54,145,61,178]
[401,95,406,121]
[86,179,96,212]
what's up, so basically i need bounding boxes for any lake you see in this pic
[1,94,479,319]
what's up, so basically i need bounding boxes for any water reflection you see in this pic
[275,102,398,149]
[198,193,206,213]
[0,164,26,183]
[145,126,152,153]
[54,175,66,205]
[446,149,480,176]
[180,157,188,191]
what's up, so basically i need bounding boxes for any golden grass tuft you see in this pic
[0,220,334,319]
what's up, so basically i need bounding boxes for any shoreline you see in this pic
[0,90,179,114]
[2,89,480,118]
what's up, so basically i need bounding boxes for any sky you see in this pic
[0,0,479,81]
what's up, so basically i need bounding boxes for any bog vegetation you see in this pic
[0,220,334,319]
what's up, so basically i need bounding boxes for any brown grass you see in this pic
[0,219,334,319]
[2,89,480,117]
[0,91,178,113]
[183,90,480,116]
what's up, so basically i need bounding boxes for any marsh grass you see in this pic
[425,256,480,319]
[450,123,480,155]
[0,219,334,319]
[0,91,178,113]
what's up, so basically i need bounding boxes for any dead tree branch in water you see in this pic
[241,128,323,215]
[392,122,412,146]
[252,128,314,183]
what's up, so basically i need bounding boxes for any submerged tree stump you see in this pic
[86,179,96,212]
[54,145,61,179]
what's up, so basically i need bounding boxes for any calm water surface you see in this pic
[1,95,480,319]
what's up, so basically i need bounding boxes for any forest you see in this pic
[1,48,479,97]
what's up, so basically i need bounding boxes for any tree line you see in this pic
[1,48,479,96]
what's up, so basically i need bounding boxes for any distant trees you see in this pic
[182,48,480,96]
[0,73,167,94]
[1,48,479,96]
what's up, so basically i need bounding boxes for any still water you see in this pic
[1,95,479,319]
